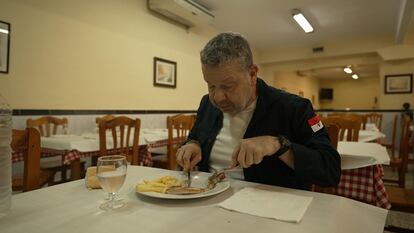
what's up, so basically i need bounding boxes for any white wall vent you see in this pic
[148,0,215,27]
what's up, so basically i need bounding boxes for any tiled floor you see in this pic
[383,153,414,232]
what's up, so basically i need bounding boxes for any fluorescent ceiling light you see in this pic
[0,28,8,34]
[352,74,359,79]
[343,67,353,74]
[292,9,314,33]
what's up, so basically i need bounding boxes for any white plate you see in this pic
[136,172,230,199]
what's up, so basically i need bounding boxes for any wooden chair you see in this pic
[321,116,361,141]
[311,123,339,194]
[152,114,195,170]
[383,115,411,188]
[380,114,398,159]
[12,128,56,192]
[365,113,383,130]
[383,116,414,233]
[98,116,141,165]
[26,116,68,137]
[26,116,81,183]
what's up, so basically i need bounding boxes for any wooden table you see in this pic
[0,166,388,233]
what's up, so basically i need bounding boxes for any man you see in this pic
[176,32,340,190]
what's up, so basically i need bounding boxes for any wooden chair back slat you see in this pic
[98,116,141,165]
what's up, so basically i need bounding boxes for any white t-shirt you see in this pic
[210,100,257,180]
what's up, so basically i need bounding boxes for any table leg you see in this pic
[70,159,81,180]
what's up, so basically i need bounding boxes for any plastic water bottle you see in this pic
[0,94,12,217]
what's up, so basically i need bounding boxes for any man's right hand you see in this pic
[176,141,202,171]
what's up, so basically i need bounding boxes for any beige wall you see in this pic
[319,77,380,109]
[272,71,320,109]
[0,0,218,110]
[379,60,414,109]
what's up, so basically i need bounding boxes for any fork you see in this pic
[186,171,191,187]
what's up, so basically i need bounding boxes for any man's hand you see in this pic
[229,136,280,169]
[176,141,202,171]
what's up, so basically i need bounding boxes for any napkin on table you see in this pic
[218,187,313,223]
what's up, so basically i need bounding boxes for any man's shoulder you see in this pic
[258,80,310,108]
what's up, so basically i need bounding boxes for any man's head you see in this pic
[200,32,258,115]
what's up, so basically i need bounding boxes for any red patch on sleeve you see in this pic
[307,115,321,126]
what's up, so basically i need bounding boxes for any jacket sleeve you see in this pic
[290,99,341,187]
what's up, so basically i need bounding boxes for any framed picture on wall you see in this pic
[0,20,10,74]
[153,57,177,88]
[384,74,413,94]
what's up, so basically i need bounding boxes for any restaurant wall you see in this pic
[272,71,320,109]
[319,77,380,109]
[0,0,218,110]
[379,60,414,109]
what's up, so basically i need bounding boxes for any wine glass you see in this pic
[97,155,127,210]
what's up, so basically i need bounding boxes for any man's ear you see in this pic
[249,64,259,85]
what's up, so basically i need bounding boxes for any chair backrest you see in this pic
[321,116,361,141]
[26,116,68,137]
[365,113,383,130]
[166,114,195,170]
[11,128,41,191]
[324,123,339,149]
[98,116,141,165]
[327,113,367,129]
[96,115,115,124]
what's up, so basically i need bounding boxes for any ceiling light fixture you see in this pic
[352,74,359,80]
[292,9,314,33]
[343,67,353,74]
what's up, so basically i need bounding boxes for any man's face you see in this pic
[202,62,258,115]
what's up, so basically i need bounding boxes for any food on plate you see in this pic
[136,172,227,195]
[136,176,183,193]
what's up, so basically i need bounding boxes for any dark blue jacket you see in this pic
[188,78,341,190]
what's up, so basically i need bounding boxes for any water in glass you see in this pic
[97,155,127,210]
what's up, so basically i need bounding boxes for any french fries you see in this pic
[136,176,183,193]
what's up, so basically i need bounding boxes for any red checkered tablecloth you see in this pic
[12,145,153,167]
[335,164,391,209]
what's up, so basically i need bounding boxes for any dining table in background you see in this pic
[0,166,388,233]
[11,128,174,180]
[336,141,391,209]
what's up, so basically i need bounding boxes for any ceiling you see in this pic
[298,64,379,80]
[192,0,413,80]
[195,0,413,51]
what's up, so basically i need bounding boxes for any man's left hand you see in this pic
[229,136,280,169]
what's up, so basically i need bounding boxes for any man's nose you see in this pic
[214,89,226,104]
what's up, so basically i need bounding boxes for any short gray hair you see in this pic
[200,32,253,70]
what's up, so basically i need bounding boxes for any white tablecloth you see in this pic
[338,141,390,169]
[342,123,386,142]
[40,128,170,152]
[1,166,388,233]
